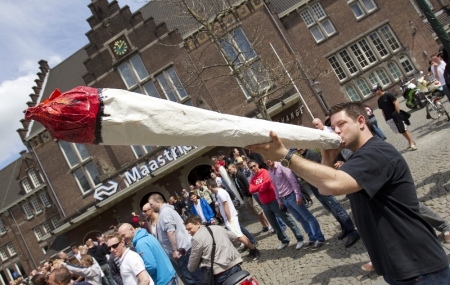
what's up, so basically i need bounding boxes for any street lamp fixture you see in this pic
[311,79,329,111]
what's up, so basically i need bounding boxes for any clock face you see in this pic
[113,39,128,56]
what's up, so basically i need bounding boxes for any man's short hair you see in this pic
[149,193,165,203]
[206,178,218,188]
[228,163,237,169]
[85,240,94,247]
[50,267,72,285]
[328,102,369,123]
[189,191,198,198]
[106,232,122,242]
[31,274,47,285]
[184,215,202,226]
[71,245,78,250]
[217,150,225,156]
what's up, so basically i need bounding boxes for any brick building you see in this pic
[0,0,447,282]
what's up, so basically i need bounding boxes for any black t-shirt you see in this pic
[377,92,397,121]
[340,137,448,280]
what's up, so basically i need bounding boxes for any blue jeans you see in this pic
[309,185,356,234]
[214,265,242,285]
[100,264,116,285]
[370,116,386,139]
[261,199,303,244]
[443,85,450,102]
[252,193,286,229]
[240,224,256,244]
[177,249,201,285]
[283,192,325,242]
[383,266,450,285]
[167,274,178,285]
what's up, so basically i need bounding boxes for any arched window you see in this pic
[387,61,402,81]
[345,85,360,101]
[399,55,414,75]
[369,69,391,87]
[356,79,372,97]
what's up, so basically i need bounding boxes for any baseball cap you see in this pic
[372,84,381,92]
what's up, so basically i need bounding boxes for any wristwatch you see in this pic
[280,149,296,167]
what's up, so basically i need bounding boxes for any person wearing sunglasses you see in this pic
[106,233,154,285]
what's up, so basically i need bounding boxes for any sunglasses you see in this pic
[108,242,121,250]
[249,165,258,169]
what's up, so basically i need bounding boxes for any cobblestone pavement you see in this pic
[237,97,450,285]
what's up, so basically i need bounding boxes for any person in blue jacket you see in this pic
[189,192,215,225]
[118,223,177,285]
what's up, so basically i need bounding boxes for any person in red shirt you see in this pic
[248,160,304,251]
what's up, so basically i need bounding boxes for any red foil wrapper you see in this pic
[25,86,102,144]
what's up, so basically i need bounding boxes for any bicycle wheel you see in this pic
[426,101,439,120]
[437,102,450,122]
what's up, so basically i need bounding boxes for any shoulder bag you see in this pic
[201,226,216,285]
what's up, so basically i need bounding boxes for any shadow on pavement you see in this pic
[416,169,450,201]
[308,262,379,285]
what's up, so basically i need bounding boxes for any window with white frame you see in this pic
[42,222,52,234]
[39,192,51,208]
[131,145,153,159]
[0,248,7,261]
[22,203,33,219]
[33,227,43,240]
[28,169,41,187]
[399,55,414,74]
[30,197,42,214]
[219,27,270,98]
[6,243,15,256]
[51,216,61,229]
[156,67,190,103]
[59,141,100,194]
[356,78,372,97]
[300,3,336,43]
[387,61,402,80]
[21,179,32,193]
[348,0,377,19]
[328,25,403,81]
[345,85,360,101]
[368,69,391,88]
[0,220,6,235]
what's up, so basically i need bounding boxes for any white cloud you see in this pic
[0,73,36,169]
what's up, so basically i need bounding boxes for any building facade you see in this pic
[0,0,446,282]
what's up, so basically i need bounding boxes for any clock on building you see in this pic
[113,39,128,56]
[109,36,131,59]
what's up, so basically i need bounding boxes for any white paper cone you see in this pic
[100,88,341,149]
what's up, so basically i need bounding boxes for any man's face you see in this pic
[149,198,161,212]
[249,162,260,174]
[168,197,174,205]
[265,160,274,167]
[218,154,224,160]
[190,195,198,203]
[227,165,237,175]
[107,237,125,258]
[195,182,201,188]
[118,226,134,245]
[313,120,323,130]
[432,56,440,64]
[373,88,381,96]
[142,204,153,218]
[233,149,239,156]
[210,172,216,179]
[72,248,78,254]
[331,110,361,151]
[185,222,201,236]
[211,157,217,164]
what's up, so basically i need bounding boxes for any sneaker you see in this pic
[252,241,259,247]
[261,227,269,233]
[337,231,348,240]
[361,262,375,272]
[238,243,245,250]
[444,231,450,243]
[302,241,314,249]
[277,242,290,251]
[405,144,418,151]
[249,248,260,261]
[311,241,324,251]
[295,241,304,250]
[268,226,275,234]
[345,232,360,248]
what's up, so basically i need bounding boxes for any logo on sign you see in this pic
[94,180,119,201]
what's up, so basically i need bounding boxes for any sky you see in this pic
[0,0,147,169]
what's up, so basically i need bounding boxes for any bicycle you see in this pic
[425,93,450,121]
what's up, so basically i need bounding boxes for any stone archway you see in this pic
[139,191,167,209]
[83,230,102,244]
[187,164,213,186]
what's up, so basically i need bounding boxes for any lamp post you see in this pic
[311,80,329,112]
